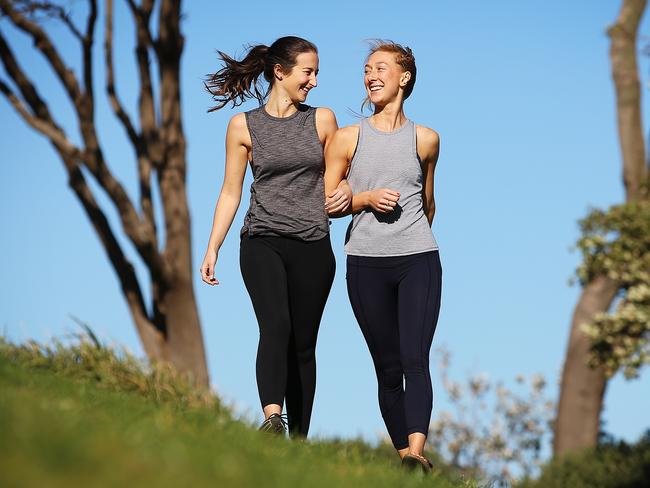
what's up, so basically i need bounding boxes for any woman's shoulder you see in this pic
[225,112,253,146]
[227,112,248,131]
[314,106,336,123]
[328,124,360,156]
[337,123,360,135]
[414,124,440,162]
[415,124,440,145]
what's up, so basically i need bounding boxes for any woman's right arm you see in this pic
[200,113,250,286]
[324,125,401,216]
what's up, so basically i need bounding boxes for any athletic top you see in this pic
[344,117,439,257]
[241,104,329,241]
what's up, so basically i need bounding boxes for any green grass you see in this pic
[0,337,477,488]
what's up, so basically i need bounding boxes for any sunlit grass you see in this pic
[0,334,479,488]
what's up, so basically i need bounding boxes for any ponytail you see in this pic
[205,44,269,112]
[205,36,318,112]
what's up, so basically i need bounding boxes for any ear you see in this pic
[400,71,412,88]
[273,63,284,81]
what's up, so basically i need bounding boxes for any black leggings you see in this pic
[346,251,442,450]
[240,233,335,437]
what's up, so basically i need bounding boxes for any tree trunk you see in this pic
[554,0,647,457]
[553,276,619,456]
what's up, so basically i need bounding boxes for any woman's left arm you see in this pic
[417,126,441,226]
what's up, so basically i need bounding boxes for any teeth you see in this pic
[370,86,382,92]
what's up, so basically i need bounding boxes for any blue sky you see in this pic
[1,0,648,450]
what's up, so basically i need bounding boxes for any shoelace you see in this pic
[260,413,289,432]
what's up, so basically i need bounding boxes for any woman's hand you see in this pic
[200,248,219,286]
[325,180,352,215]
[367,188,400,213]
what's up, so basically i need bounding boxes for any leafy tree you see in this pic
[554,0,649,456]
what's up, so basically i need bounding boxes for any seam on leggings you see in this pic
[424,254,441,409]
[403,253,433,435]
[424,254,435,411]
[418,253,433,372]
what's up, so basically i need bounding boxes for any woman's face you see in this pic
[277,51,319,102]
[364,50,407,106]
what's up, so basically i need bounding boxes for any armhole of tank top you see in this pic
[347,121,364,178]
[243,110,254,165]
[412,121,424,175]
[310,106,322,145]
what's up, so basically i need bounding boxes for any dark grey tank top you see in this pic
[241,104,329,241]
[345,117,438,256]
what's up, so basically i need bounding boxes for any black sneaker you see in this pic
[258,413,288,435]
[401,454,433,474]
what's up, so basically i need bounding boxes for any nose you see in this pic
[310,73,318,88]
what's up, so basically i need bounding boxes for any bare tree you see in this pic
[554,0,649,456]
[0,0,209,386]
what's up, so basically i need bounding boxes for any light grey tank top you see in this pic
[344,117,439,256]
[241,104,329,241]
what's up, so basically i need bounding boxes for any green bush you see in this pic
[519,432,650,488]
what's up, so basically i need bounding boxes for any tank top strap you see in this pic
[409,119,419,163]
[295,105,315,128]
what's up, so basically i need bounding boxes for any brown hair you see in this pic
[205,36,318,112]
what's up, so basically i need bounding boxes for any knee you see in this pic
[401,357,429,379]
[259,319,291,347]
[294,346,316,365]
[379,368,403,391]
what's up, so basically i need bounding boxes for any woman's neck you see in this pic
[371,102,407,131]
[265,90,299,118]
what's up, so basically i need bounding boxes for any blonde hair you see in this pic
[367,40,416,99]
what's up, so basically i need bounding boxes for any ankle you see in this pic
[407,451,427,461]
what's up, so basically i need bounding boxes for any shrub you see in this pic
[518,431,650,488]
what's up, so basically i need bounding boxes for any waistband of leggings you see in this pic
[346,250,438,268]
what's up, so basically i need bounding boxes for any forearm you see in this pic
[426,203,435,226]
[206,191,242,253]
[351,192,370,213]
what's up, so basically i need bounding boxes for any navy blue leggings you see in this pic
[346,251,442,450]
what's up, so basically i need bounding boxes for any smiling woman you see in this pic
[199,36,351,439]
[324,41,442,473]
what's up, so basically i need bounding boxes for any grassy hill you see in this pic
[0,337,477,488]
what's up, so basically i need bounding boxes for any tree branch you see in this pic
[82,0,97,97]
[121,0,160,246]
[104,0,139,147]
[0,0,83,109]
[607,0,649,202]
[0,78,78,156]
[13,1,84,41]
[0,19,168,285]
[0,31,81,160]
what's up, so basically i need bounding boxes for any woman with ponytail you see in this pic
[200,36,350,438]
